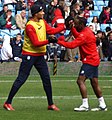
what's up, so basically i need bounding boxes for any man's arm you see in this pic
[44,20,65,35]
[71,27,80,38]
[58,34,86,49]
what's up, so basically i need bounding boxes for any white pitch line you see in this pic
[102,86,112,88]
[0,95,112,100]
[1,75,112,77]
[0,80,112,83]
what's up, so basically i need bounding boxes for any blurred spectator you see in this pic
[51,8,64,33]
[58,0,66,19]
[96,31,109,61]
[45,0,51,4]
[101,32,109,61]
[0,38,3,61]
[70,2,80,17]
[10,33,23,62]
[46,0,58,23]
[0,9,17,29]
[107,31,112,61]
[82,0,94,10]
[89,16,100,34]
[1,35,13,61]
[78,10,84,17]
[0,43,2,60]
[88,24,95,34]
[64,33,80,62]
[28,0,34,8]
[50,7,65,60]
[83,3,90,19]
[0,4,8,17]
[27,0,35,19]
[108,0,112,8]
[70,0,77,6]
[15,9,27,30]
[64,2,71,19]
[99,7,111,24]
[47,43,62,61]
[108,0,112,17]
[105,26,111,35]
[96,30,104,60]
[15,0,27,14]
[58,0,67,60]
[70,0,82,10]
[3,0,17,5]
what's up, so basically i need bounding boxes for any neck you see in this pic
[32,17,40,22]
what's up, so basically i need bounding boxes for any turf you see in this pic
[0,75,112,120]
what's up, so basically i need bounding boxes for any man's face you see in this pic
[16,35,22,41]
[0,44,2,48]
[53,0,58,6]
[21,10,26,18]
[97,33,102,38]
[36,10,45,20]
[109,33,112,40]
[4,6,8,12]
[6,11,12,17]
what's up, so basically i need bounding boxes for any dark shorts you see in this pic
[79,64,98,79]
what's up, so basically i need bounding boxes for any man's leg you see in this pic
[34,56,59,111]
[77,75,87,98]
[76,75,89,108]
[34,56,53,105]
[4,55,34,110]
[90,78,102,98]
[74,75,89,111]
[90,78,107,110]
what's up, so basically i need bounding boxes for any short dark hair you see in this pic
[106,27,111,32]
[73,16,87,32]
[3,4,8,8]
[7,9,12,13]
[16,33,22,36]
[97,30,102,34]
[74,16,87,26]
[107,31,112,36]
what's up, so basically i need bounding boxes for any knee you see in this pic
[77,79,83,86]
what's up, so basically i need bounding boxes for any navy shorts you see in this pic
[79,64,98,79]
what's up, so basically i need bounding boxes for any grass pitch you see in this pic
[0,75,112,120]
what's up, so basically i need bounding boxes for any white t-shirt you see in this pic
[1,35,13,60]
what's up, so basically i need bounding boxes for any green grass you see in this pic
[0,75,112,120]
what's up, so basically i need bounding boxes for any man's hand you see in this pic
[48,35,58,43]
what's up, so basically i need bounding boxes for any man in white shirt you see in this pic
[1,35,13,61]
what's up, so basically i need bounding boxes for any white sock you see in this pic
[98,97,106,108]
[82,98,89,108]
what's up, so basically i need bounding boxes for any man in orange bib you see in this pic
[3,4,65,111]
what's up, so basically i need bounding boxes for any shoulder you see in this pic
[16,14,20,17]
[81,27,92,37]
[26,24,35,30]
[11,16,16,20]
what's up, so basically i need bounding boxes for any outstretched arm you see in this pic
[45,20,65,35]
[58,34,85,49]
[71,27,80,38]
